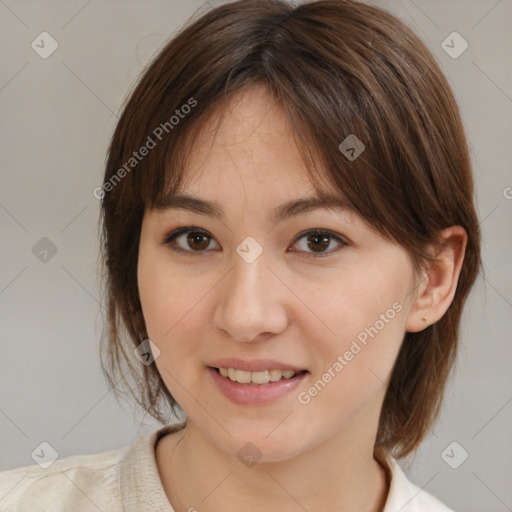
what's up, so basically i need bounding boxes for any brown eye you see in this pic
[186,232,211,251]
[163,227,220,255]
[163,227,347,258]
[291,230,347,257]
[307,233,330,252]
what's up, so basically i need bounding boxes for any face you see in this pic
[138,86,419,462]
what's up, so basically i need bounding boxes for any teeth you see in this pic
[235,369,252,384]
[217,367,301,384]
[251,371,270,384]
[269,369,282,382]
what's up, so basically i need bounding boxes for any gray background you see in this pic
[1,1,511,511]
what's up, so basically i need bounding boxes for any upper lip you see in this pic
[208,358,307,373]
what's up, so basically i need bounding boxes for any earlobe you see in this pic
[406,226,467,333]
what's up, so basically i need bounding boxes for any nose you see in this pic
[211,247,288,342]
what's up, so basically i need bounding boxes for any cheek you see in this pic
[138,257,216,382]
[138,244,199,338]
[333,288,407,369]
[306,260,410,410]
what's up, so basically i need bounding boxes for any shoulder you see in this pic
[0,421,186,512]
[0,445,128,512]
[383,455,455,512]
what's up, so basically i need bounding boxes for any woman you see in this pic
[0,0,481,510]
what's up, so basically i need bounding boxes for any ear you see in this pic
[406,226,468,333]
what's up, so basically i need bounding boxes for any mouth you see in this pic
[210,366,309,385]
[207,365,309,406]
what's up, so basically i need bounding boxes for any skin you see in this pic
[137,85,467,512]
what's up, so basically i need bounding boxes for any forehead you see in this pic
[179,85,322,194]
[152,86,358,225]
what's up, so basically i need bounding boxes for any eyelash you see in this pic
[161,226,348,258]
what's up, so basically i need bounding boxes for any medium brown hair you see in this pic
[99,0,481,458]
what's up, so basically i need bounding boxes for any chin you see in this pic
[202,419,309,464]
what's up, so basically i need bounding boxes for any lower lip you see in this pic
[207,367,308,406]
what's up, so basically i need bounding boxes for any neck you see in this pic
[157,412,390,512]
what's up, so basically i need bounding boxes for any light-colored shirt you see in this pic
[0,422,454,511]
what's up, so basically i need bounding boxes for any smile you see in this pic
[207,366,309,406]
[215,367,307,385]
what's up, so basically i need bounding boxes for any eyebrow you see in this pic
[153,193,352,224]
